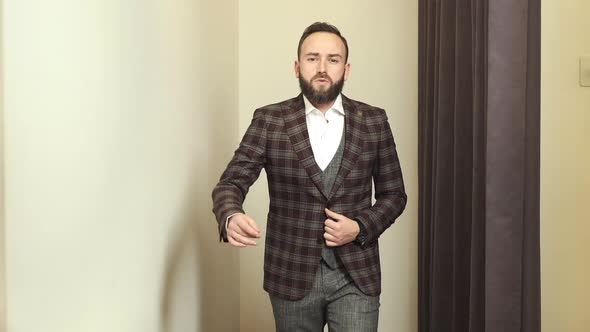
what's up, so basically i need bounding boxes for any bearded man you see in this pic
[212,22,407,331]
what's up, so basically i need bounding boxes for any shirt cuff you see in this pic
[226,213,241,232]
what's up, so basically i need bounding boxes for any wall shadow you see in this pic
[159,0,240,330]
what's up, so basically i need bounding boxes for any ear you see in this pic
[294,60,300,78]
[344,63,351,81]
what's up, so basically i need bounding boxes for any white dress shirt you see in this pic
[303,94,345,171]
[226,94,345,229]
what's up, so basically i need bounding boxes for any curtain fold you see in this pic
[418,1,540,331]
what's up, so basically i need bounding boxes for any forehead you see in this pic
[300,32,346,56]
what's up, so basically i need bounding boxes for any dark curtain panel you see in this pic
[418,0,540,331]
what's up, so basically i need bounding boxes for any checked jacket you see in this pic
[212,94,407,301]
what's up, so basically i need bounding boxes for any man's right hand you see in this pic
[227,213,261,247]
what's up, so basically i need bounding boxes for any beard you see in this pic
[298,73,345,105]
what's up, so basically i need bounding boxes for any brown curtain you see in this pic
[418,1,540,331]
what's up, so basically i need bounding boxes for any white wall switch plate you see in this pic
[581,56,590,87]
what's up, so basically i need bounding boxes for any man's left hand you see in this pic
[323,208,360,247]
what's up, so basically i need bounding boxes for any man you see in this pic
[212,22,406,331]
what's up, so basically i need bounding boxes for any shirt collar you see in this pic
[303,94,345,116]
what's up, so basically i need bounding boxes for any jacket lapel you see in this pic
[328,95,366,199]
[282,95,329,199]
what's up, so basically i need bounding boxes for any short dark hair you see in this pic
[297,22,349,63]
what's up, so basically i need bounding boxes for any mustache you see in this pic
[312,74,332,82]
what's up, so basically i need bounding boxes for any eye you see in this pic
[307,57,318,62]
[329,58,340,64]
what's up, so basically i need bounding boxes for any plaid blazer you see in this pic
[212,94,406,300]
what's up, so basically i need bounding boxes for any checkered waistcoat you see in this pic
[212,94,407,300]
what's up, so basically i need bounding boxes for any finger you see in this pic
[325,239,339,247]
[227,234,246,247]
[324,225,338,237]
[229,214,261,237]
[228,222,247,237]
[244,215,261,233]
[228,226,255,245]
[238,220,261,238]
[232,231,257,246]
[324,219,339,229]
[324,224,334,234]
[324,208,343,220]
[324,232,338,242]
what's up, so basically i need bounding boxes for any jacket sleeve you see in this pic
[212,109,267,242]
[354,110,407,244]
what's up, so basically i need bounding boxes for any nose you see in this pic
[318,59,327,73]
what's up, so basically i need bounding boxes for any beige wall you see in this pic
[541,1,590,332]
[0,0,6,328]
[9,1,587,332]
[1,0,417,331]
[237,1,418,331]
[2,0,238,331]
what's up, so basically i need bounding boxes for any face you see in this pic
[295,32,351,105]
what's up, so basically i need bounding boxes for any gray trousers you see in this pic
[269,260,380,332]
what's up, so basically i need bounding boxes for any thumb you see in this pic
[324,208,343,220]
